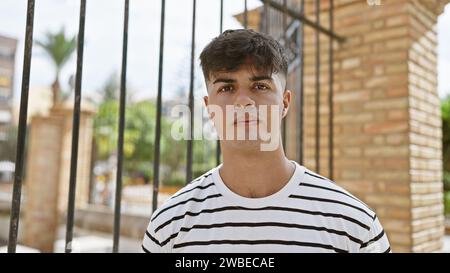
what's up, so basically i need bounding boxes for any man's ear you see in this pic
[282,89,291,118]
[204,95,213,120]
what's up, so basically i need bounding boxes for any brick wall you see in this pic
[407,0,446,252]
[285,0,448,252]
[236,0,448,252]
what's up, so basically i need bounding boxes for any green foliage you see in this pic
[93,100,156,173]
[442,95,450,216]
[445,191,450,216]
[442,95,450,171]
[0,125,18,162]
[164,177,186,187]
[35,28,77,73]
[444,172,450,192]
[35,28,77,104]
[93,99,216,186]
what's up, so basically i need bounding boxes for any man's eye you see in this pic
[254,84,269,91]
[218,85,233,93]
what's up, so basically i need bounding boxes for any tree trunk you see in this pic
[51,73,60,107]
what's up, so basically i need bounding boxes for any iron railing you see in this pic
[7,0,344,253]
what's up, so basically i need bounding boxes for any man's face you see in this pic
[203,64,291,151]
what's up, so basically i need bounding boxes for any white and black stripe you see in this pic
[143,161,391,253]
[303,171,374,212]
[153,205,371,234]
[173,240,349,253]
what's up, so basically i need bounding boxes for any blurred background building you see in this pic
[0,35,16,139]
[0,35,16,183]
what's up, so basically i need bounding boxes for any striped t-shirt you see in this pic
[142,161,391,253]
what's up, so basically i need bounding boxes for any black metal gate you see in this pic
[7,0,344,253]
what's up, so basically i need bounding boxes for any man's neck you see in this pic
[219,141,295,199]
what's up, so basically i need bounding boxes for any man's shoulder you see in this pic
[299,167,377,221]
[150,167,218,224]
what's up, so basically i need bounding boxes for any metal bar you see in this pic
[282,0,287,149]
[7,0,35,253]
[244,0,248,29]
[263,0,270,34]
[65,0,86,253]
[216,140,221,166]
[297,0,305,165]
[152,0,166,213]
[315,0,320,173]
[186,0,196,184]
[328,0,334,180]
[258,0,344,42]
[220,0,223,33]
[283,0,288,52]
[216,0,223,167]
[112,0,129,253]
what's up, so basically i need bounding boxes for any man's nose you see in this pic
[233,89,255,109]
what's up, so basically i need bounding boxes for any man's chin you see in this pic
[226,139,266,151]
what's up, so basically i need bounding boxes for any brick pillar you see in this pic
[23,103,95,252]
[288,0,448,252]
[406,0,448,252]
[49,104,95,214]
[23,116,63,252]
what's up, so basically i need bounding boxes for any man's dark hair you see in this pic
[199,29,288,82]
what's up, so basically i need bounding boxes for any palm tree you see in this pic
[35,28,77,107]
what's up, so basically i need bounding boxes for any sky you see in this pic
[0,0,261,104]
[438,4,450,99]
[0,0,449,106]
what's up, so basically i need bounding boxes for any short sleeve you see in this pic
[141,218,172,253]
[359,215,391,253]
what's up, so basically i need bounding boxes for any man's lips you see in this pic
[233,119,259,125]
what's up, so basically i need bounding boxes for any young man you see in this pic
[142,29,391,253]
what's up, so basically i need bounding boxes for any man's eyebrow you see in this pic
[250,75,273,82]
[212,78,236,84]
